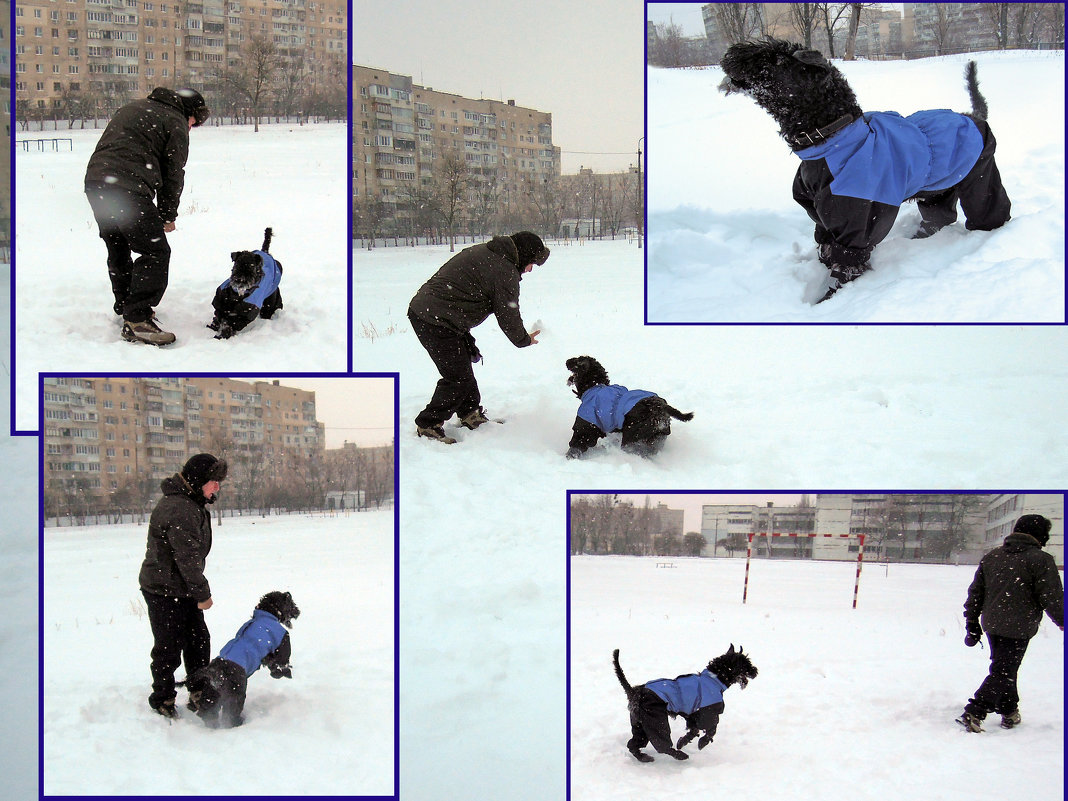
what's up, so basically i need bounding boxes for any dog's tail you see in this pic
[613,649,635,698]
[261,227,274,253]
[666,405,694,423]
[965,61,988,121]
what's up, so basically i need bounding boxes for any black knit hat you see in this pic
[176,88,210,127]
[181,453,228,488]
[1013,514,1052,545]
[510,231,550,267]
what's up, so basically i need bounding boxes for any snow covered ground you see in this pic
[41,511,395,796]
[647,50,1065,322]
[354,239,1068,801]
[12,122,349,431]
[570,555,1064,801]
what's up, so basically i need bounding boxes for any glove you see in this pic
[964,623,982,647]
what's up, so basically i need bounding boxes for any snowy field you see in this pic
[570,555,1064,801]
[647,50,1065,321]
[12,122,349,431]
[354,239,1068,801]
[42,512,395,796]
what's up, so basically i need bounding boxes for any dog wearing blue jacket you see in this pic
[186,591,300,728]
[565,356,693,459]
[209,227,284,338]
[613,645,758,763]
[719,38,1011,302]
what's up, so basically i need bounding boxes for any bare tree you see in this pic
[599,173,630,238]
[788,2,822,48]
[432,145,470,252]
[714,3,765,45]
[843,3,865,60]
[979,3,1012,50]
[228,35,279,131]
[649,21,688,67]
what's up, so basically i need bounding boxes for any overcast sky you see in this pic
[241,377,395,449]
[353,0,645,174]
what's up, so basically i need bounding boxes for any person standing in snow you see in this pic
[84,87,210,346]
[957,514,1063,732]
[407,231,549,443]
[138,453,227,718]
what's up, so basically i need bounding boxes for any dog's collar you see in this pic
[789,114,857,150]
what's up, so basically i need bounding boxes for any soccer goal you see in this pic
[742,533,866,609]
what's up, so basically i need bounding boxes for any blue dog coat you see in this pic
[219,609,288,676]
[644,670,727,716]
[218,251,282,310]
[577,385,657,434]
[796,111,984,206]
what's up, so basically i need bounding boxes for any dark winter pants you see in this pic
[965,633,1029,718]
[628,687,680,757]
[914,118,1011,233]
[142,590,210,709]
[85,184,171,323]
[408,311,481,427]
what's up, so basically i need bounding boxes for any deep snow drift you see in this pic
[42,512,395,796]
[647,50,1065,322]
[570,555,1063,801]
[354,238,1068,801]
[12,122,349,431]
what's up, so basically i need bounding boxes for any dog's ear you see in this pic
[792,49,830,69]
[230,251,242,262]
[727,643,736,655]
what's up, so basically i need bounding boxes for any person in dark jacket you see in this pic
[138,453,227,718]
[957,514,1063,732]
[407,231,549,443]
[85,87,210,345]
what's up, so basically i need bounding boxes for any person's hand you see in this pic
[163,221,176,233]
[528,329,541,344]
[198,597,213,610]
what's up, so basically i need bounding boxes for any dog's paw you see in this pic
[669,749,689,761]
[629,750,655,763]
[269,665,293,679]
[698,734,713,749]
[212,323,235,340]
[565,447,583,460]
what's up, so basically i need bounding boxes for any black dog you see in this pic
[208,227,284,338]
[719,38,1011,302]
[565,356,692,458]
[613,645,758,763]
[185,591,300,728]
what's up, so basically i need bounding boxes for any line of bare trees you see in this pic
[649,3,1065,68]
[570,495,706,558]
[18,36,347,132]
[355,153,643,248]
[43,442,394,525]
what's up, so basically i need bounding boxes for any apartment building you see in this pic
[14,0,346,119]
[353,64,560,236]
[43,376,323,501]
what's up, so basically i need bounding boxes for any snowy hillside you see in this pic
[570,555,1064,801]
[42,512,395,796]
[12,122,349,431]
[354,238,1068,801]
[647,50,1065,321]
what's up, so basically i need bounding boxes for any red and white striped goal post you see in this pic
[742,533,866,609]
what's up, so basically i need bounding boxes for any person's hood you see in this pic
[160,473,207,506]
[146,87,188,117]
[485,235,520,266]
[1002,531,1043,552]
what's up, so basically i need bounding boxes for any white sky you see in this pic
[239,376,395,450]
[353,0,645,174]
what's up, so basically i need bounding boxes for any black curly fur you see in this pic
[719,38,862,148]
[565,355,611,397]
[964,61,988,121]
[256,590,300,628]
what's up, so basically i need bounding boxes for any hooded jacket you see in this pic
[964,531,1064,640]
[84,87,191,222]
[792,110,984,266]
[138,474,213,602]
[644,670,727,716]
[408,236,533,347]
[217,251,283,309]
[219,609,289,677]
[577,384,658,434]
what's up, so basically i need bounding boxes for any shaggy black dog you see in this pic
[208,227,284,338]
[719,37,1011,302]
[565,356,693,458]
[185,591,300,728]
[613,645,758,763]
